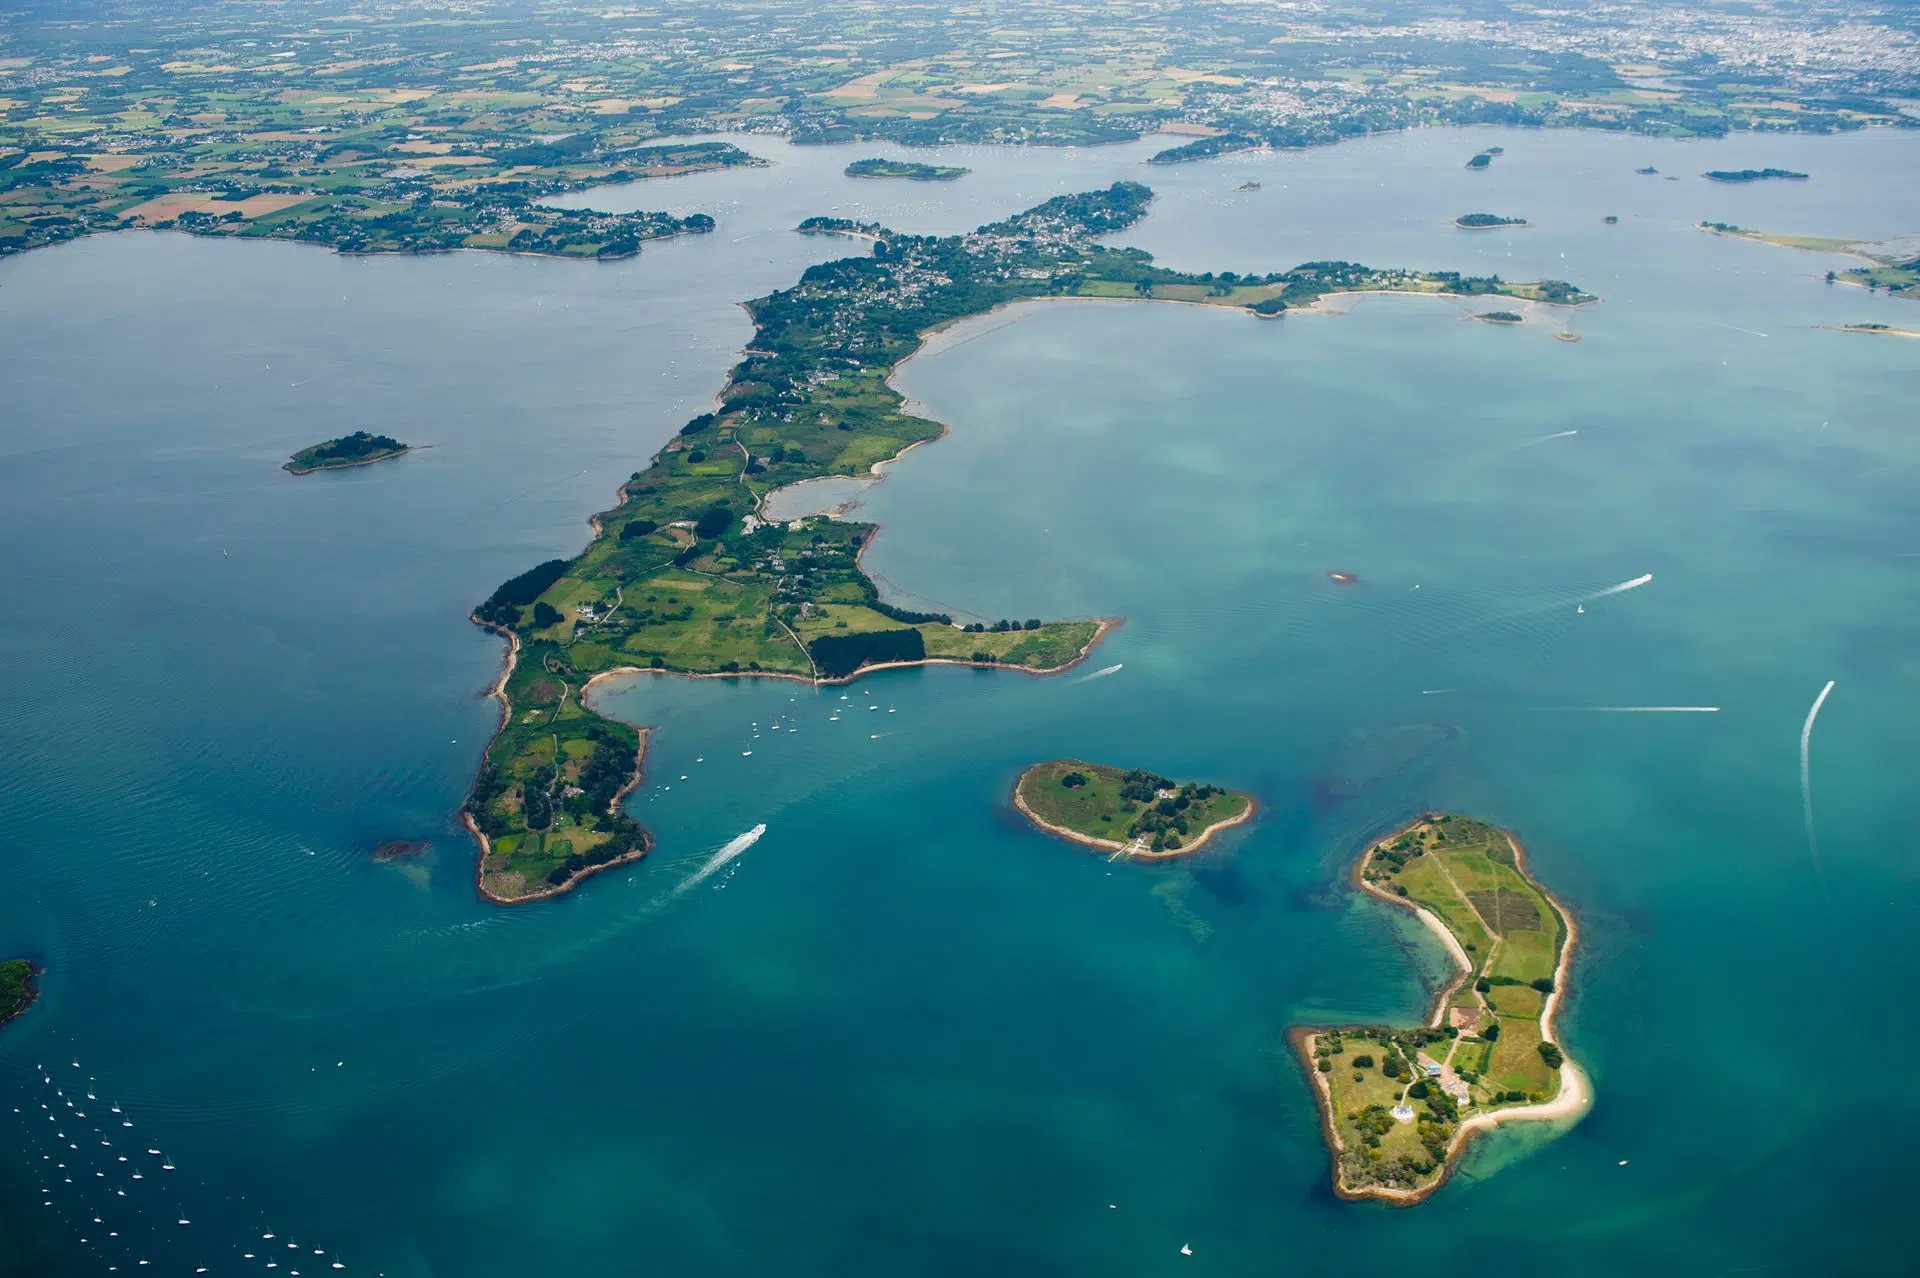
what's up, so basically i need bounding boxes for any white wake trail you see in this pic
[1077,663,1124,683]
[1590,572,1654,598]
[667,824,766,901]
[1800,681,1834,885]
[1544,705,1720,713]
[1499,571,1655,623]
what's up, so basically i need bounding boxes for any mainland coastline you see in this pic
[1293,814,1588,1206]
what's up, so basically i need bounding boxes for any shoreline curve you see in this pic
[1011,777,1256,861]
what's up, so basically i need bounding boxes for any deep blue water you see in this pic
[2,126,1918,1276]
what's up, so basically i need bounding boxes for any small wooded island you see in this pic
[1476,310,1524,324]
[1293,814,1586,1205]
[285,431,410,474]
[1455,212,1528,229]
[844,158,970,181]
[1,958,42,1029]
[1465,146,1503,169]
[1014,760,1254,859]
[1703,167,1808,182]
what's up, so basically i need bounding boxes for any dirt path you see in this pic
[774,615,819,680]
[1431,855,1503,1006]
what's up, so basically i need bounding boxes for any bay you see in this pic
[2,125,1917,1275]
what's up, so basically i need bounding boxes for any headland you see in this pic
[1,959,42,1030]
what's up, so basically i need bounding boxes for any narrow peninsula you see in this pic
[1697,222,1918,298]
[1,958,42,1029]
[1293,814,1586,1205]
[285,431,410,475]
[463,182,1593,903]
[844,158,970,181]
[1014,760,1254,859]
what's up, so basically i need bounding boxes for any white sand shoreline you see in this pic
[1011,775,1256,861]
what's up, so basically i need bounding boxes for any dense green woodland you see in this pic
[1702,167,1809,182]
[0,959,39,1028]
[284,431,408,473]
[844,158,970,181]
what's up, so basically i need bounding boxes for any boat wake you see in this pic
[1800,681,1835,886]
[1495,572,1654,626]
[1077,663,1124,683]
[1586,572,1653,600]
[1542,705,1719,713]
[403,826,768,977]
[661,824,766,904]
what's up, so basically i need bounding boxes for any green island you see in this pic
[284,431,410,475]
[1703,167,1808,182]
[461,180,1593,902]
[1476,310,1525,324]
[797,216,889,242]
[1464,146,1504,169]
[1697,223,1919,298]
[1293,814,1586,1205]
[1,958,41,1029]
[1455,212,1528,229]
[844,158,971,181]
[1013,760,1254,859]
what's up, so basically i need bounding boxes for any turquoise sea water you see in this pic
[2,126,1918,1275]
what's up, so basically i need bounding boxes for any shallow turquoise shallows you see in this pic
[3,126,1918,1276]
